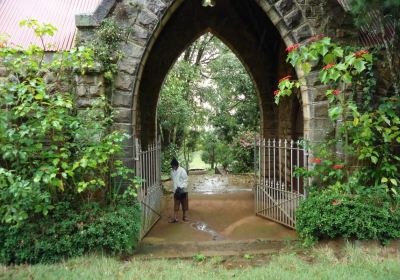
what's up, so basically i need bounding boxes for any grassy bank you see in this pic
[1,246,399,280]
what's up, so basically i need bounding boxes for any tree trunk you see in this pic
[172,126,177,145]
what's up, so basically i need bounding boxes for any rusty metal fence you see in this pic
[134,138,162,239]
[254,139,309,229]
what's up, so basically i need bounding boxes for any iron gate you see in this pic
[254,139,309,229]
[134,138,162,239]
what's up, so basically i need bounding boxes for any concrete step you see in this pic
[134,239,298,259]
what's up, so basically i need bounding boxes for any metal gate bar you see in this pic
[135,138,162,239]
[255,139,309,229]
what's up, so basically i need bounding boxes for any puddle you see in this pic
[190,175,253,194]
[191,221,224,240]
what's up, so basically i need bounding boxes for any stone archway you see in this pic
[76,0,341,174]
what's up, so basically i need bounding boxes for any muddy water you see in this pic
[144,174,297,245]
[190,175,253,194]
[191,221,224,240]
[162,174,255,194]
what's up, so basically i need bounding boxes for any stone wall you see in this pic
[75,73,105,108]
[72,0,353,163]
[0,58,7,83]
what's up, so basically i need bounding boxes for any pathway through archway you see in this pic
[145,174,297,242]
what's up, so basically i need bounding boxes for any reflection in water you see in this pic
[191,221,224,240]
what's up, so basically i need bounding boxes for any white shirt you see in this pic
[171,166,188,192]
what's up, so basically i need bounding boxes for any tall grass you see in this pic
[1,245,399,280]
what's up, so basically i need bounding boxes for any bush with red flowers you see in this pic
[276,35,400,244]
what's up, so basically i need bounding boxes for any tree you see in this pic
[158,33,260,173]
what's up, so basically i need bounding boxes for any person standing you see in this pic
[169,158,189,223]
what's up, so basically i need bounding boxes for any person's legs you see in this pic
[170,197,179,223]
[182,193,189,221]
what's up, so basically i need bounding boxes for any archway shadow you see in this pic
[136,0,304,146]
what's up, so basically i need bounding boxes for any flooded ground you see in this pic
[142,174,297,247]
[163,173,255,194]
[189,174,254,194]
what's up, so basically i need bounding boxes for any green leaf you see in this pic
[381,115,391,125]
[80,157,88,168]
[342,73,352,83]
[328,106,342,120]
[363,53,373,62]
[345,55,356,65]
[302,62,312,74]
[354,60,366,73]
[329,71,341,81]
[321,45,329,56]
[333,47,344,58]
[390,179,398,186]
[336,63,347,71]
[320,71,328,83]
[34,93,44,100]
[323,54,336,65]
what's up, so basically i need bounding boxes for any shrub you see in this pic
[275,36,400,199]
[296,188,400,245]
[0,200,141,264]
[0,19,141,227]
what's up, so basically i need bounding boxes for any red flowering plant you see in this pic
[294,140,347,186]
[274,75,300,104]
[275,35,400,198]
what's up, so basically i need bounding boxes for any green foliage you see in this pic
[276,37,400,197]
[350,0,400,24]
[296,188,400,245]
[278,35,400,243]
[228,131,256,173]
[193,253,206,262]
[3,246,400,279]
[158,60,195,145]
[0,200,141,264]
[160,144,180,174]
[201,133,234,170]
[83,18,125,78]
[201,133,218,169]
[19,19,57,50]
[0,20,140,227]
[158,58,202,172]
[158,34,259,173]
[207,45,260,142]
[201,131,254,173]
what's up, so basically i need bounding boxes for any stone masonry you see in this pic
[73,0,352,167]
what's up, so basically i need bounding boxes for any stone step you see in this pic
[134,239,298,259]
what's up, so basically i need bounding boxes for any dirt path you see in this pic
[141,175,297,247]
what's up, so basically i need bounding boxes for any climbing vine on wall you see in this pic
[83,18,125,80]
[275,36,400,197]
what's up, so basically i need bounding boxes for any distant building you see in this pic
[0,0,101,51]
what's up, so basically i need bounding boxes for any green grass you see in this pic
[189,151,210,170]
[1,246,399,280]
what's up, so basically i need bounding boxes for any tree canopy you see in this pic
[157,33,259,173]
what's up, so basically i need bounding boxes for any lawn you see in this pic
[1,246,399,280]
[189,151,210,170]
